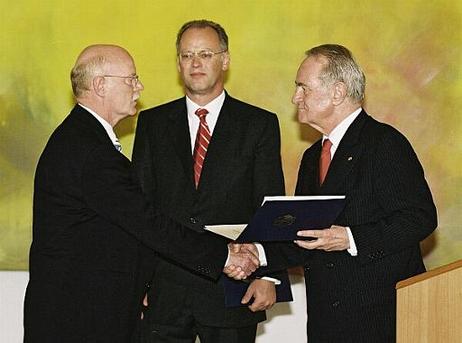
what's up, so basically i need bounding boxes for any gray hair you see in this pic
[306,44,365,103]
[70,55,106,98]
[176,19,228,53]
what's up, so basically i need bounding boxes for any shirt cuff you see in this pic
[254,243,267,266]
[346,227,358,256]
[260,276,281,285]
[254,244,280,283]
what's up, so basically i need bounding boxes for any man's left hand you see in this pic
[295,225,349,251]
[240,279,276,312]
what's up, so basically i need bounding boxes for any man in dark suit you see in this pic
[132,20,286,342]
[23,44,259,343]
[230,44,437,342]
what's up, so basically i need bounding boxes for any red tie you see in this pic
[319,139,332,185]
[193,108,211,188]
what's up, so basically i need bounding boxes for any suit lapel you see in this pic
[297,141,322,195]
[166,94,244,192]
[166,99,195,188]
[197,95,236,191]
[321,111,368,192]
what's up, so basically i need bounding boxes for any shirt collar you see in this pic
[323,107,362,151]
[78,103,119,145]
[186,91,225,119]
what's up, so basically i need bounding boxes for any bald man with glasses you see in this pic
[24,44,259,343]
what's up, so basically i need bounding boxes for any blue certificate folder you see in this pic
[236,195,346,243]
[223,195,345,307]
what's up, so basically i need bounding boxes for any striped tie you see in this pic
[193,108,211,188]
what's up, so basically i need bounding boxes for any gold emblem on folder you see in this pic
[273,214,296,227]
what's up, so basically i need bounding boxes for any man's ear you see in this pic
[332,82,347,106]
[221,52,230,71]
[92,76,106,97]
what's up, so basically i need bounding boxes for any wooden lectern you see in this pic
[396,259,462,342]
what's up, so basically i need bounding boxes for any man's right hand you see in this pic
[223,243,260,280]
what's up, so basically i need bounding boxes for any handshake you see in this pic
[223,243,260,280]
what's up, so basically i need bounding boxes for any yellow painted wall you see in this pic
[1,0,461,270]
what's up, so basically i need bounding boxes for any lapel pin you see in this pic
[347,156,353,161]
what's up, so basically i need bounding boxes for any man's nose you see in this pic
[292,87,303,105]
[191,55,202,67]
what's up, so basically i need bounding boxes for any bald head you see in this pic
[70,44,133,99]
[69,44,143,127]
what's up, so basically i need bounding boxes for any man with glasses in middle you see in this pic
[132,19,287,343]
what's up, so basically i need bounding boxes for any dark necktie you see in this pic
[319,139,332,185]
[193,108,211,188]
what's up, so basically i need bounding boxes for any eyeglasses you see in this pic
[178,49,227,62]
[102,74,140,87]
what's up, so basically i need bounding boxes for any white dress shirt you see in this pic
[186,91,225,153]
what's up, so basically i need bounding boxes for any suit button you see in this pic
[332,300,340,308]
[326,262,334,269]
[190,217,198,224]
[304,266,310,272]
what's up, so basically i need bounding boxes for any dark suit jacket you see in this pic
[23,105,230,343]
[132,93,286,327]
[263,111,437,342]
